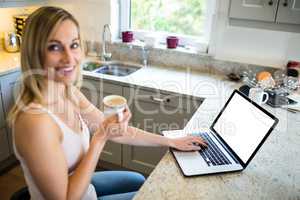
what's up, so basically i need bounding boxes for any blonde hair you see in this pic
[8,6,82,126]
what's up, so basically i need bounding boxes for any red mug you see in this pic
[122,31,133,43]
[166,36,179,49]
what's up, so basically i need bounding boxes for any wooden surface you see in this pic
[0,165,26,200]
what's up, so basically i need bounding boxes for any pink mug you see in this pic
[166,36,179,49]
[122,31,133,43]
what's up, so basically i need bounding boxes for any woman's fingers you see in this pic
[104,114,118,124]
[120,108,132,123]
[171,136,209,152]
[188,136,208,147]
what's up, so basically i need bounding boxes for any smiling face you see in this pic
[43,19,82,85]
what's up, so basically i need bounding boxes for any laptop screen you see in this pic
[212,91,277,164]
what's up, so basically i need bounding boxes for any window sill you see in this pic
[112,39,208,56]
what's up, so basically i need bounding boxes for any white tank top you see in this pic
[13,105,98,200]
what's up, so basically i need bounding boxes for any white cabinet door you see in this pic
[229,0,279,22]
[276,0,300,24]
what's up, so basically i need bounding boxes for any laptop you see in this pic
[164,89,279,176]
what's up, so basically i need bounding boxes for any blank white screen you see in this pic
[213,93,275,163]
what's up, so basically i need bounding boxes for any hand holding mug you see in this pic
[100,106,132,139]
[103,95,127,122]
[98,95,132,139]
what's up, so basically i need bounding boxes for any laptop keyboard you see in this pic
[197,132,232,166]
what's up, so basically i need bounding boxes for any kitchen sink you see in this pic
[82,60,143,77]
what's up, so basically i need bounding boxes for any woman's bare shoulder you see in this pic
[14,108,62,156]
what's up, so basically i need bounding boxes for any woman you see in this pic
[8,6,207,200]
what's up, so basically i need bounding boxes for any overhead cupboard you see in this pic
[229,0,300,32]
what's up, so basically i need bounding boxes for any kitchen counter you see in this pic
[83,64,235,99]
[0,51,20,76]
[132,88,300,200]
[83,63,300,199]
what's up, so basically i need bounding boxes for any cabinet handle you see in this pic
[150,96,171,103]
[268,0,273,6]
[283,0,288,7]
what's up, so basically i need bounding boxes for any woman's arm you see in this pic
[111,126,208,151]
[15,111,108,200]
[74,87,104,134]
[74,87,207,151]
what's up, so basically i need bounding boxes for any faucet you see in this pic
[141,45,149,67]
[101,24,112,61]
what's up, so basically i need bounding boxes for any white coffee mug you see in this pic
[249,88,269,105]
[103,95,127,122]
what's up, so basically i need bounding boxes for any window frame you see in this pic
[119,0,216,53]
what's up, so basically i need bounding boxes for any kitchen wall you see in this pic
[0,0,299,68]
[48,0,299,68]
[211,0,300,68]
[47,0,116,43]
[0,6,39,33]
[0,6,38,50]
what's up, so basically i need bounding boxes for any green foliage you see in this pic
[131,0,206,36]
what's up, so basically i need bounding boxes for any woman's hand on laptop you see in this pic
[168,136,207,151]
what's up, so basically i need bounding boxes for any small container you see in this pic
[13,14,28,37]
[122,31,134,43]
[3,32,20,53]
[166,36,179,49]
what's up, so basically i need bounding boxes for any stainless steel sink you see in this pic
[82,60,142,77]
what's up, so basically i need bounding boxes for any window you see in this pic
[119,0,216,53]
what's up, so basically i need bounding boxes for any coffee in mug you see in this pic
[249,88,269,105]
[103,95,127,122]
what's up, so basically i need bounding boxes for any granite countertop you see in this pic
[82,61,300,199]
[82,63,236,99]
[0,51,20,76]
[132,87,300,200]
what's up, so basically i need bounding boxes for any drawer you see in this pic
[82,79,122,95]
[129,87,202,112]
[81,79,123,110]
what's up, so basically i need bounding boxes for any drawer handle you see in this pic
[282,0,288,7]
[268,0,273,6]
[150,96,171,103]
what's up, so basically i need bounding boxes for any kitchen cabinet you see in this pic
[276,0,300,24]
[81,77,203,174]
[81,78,123,166]
[0,0,45,7]
[122,87,202,174]
[0,93,9,162]
[0,71,20,171]
[229,0,278,22]
[0,92,5,128]
[0,71,21,154]
[0,128,10,162]
[229,0,300,25]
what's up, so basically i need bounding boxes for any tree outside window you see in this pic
[131,0,206,37]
